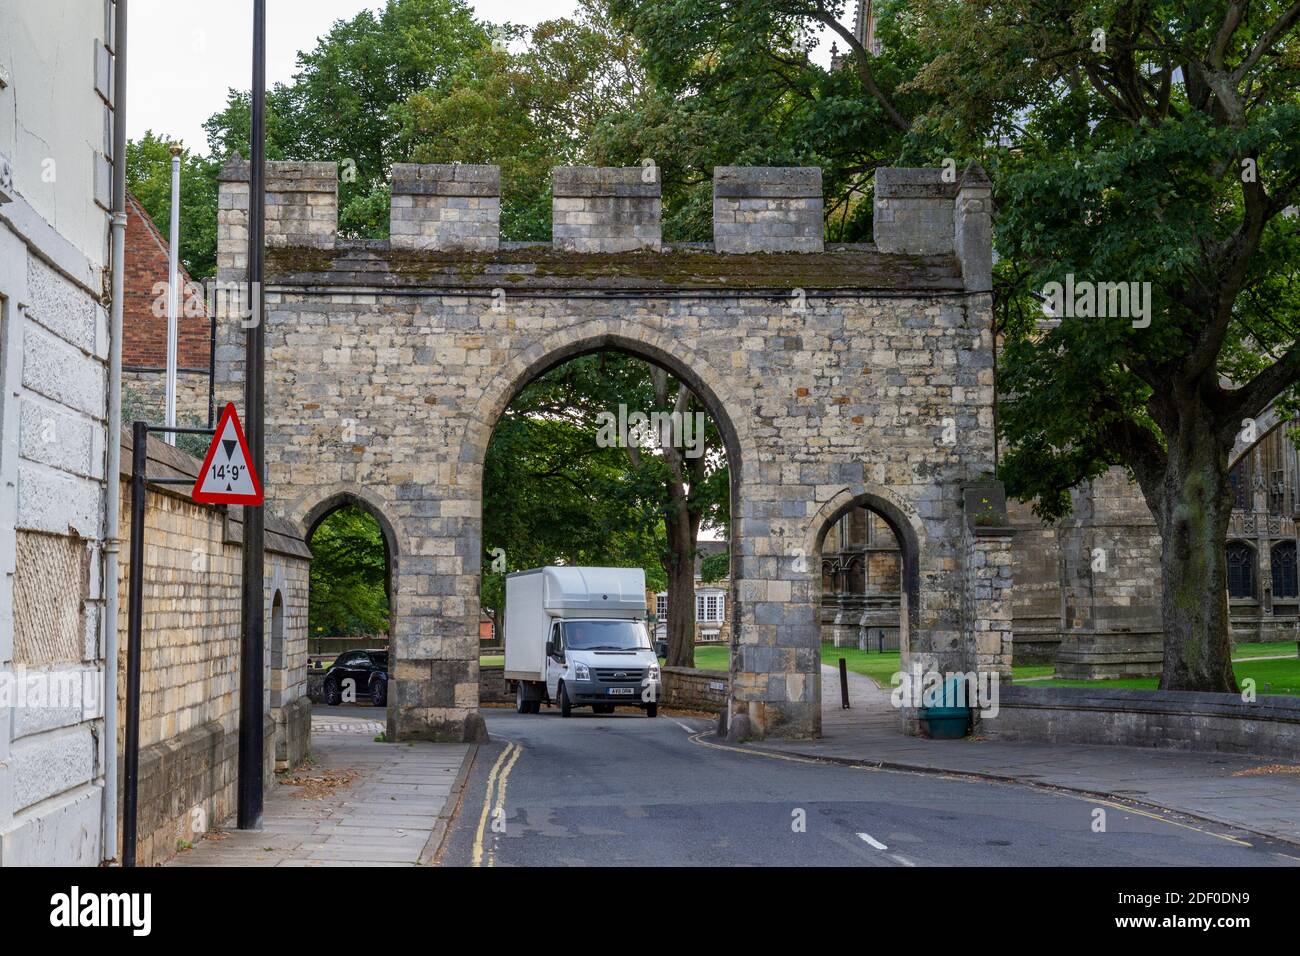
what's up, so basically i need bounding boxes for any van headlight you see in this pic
[574,661,591,680]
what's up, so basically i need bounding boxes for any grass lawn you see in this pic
[662,644,1056,686]
[1034,657,1300,696]
[480,654,504,667]
[1231,640,1300,660]
[516,640,1299,697]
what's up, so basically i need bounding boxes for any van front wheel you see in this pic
[559,683,572,718]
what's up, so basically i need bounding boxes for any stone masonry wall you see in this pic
[121,367,211,428]
[1,220,110,867]
[213,160,1002,743]
[661,666,729,714]
[115,433,311,865]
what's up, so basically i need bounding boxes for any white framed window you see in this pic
[656,593,667,619]
[696,593,725,622]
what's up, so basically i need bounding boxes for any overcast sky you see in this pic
[125,0,581,151]
[127,1,840,154]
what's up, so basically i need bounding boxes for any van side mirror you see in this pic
[546,641,556,658]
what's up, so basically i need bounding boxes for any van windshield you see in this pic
[562,619,651,651]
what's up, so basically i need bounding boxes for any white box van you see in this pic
[504,566,660,717]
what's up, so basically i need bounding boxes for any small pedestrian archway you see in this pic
[301,490,400,727]
[807,487,924,716]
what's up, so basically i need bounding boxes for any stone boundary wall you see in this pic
[133,714,273,866]
[661,666,729,713]
[117,432,313,865]
[982,686,1300,761]
[478,665,511,704]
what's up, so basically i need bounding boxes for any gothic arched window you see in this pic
[1227,542,1256,599]
[1272,541,1298,599]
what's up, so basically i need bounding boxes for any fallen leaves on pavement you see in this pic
[278,767,360,797]
[1232,763,1300,777]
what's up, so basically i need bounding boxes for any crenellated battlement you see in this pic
[216,157,992,290]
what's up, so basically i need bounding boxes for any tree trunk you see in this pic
[664,509,698,668]
[1157,431,1238,692]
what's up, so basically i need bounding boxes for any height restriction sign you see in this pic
[192,402,264,505]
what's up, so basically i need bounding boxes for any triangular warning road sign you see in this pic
[192,403,264,505]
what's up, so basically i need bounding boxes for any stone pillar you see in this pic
[390,163,500,251]
[552,166,661,252]
[954,162,992,292]
[712,166,824,253]
[962,481,1014,681]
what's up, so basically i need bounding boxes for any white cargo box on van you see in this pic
[503,566,646,682]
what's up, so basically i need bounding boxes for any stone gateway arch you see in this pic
[214,158,1010,742]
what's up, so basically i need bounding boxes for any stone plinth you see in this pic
[1054,629,1163,679]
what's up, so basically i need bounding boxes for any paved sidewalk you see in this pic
[168,714,472,867]
[745,665,1300,845]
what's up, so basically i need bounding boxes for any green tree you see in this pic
[125,132,220,279]
[908,0,1300,691]
[395,0,647,239]
[604,0,939,239]
[699,550,730,583]
[203,0,492,238]
[308,506,390,638]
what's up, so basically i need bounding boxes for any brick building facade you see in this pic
[120,191,212,426]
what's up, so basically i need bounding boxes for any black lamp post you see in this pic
[237,0,267,831]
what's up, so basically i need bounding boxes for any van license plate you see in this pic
[608,687,635,695]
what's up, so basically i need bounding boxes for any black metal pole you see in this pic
[237,0,267,830]
[839,657,850,710]
[122,421,149,866]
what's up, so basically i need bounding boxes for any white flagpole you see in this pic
[164,144,181,443]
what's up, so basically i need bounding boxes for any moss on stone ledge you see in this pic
[266,244,963,292]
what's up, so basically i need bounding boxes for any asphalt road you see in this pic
[438,708,1300,867]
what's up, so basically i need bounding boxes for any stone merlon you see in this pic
[391,163,501,252]
[713,166,823,254]
[552,165,662,253]
[874,162,992,292]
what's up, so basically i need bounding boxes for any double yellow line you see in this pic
[471,740,523,866]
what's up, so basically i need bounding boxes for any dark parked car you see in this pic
[321,650,388,706]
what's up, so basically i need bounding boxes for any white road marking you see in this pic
[889,853,917,867]
[857,832,888,850]
[672,720,695,733]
